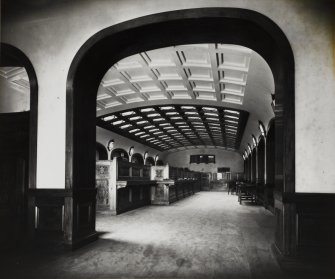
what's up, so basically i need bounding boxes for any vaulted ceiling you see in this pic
[97,44,275,154]
[97,105,249,152]
[0,45,274,154]
[97,44,252,110]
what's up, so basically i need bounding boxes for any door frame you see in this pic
[65,8,295,254]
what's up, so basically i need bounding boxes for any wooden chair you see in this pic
[238,183,256,204]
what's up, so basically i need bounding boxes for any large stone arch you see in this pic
[65,8,295,256]
[1,43,39,245]
[1,43,39,189]
[131,153,144,165]
[96,142,108,160]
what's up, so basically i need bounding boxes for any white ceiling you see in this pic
[98,105,249,152]
[0,67,30,113]
[97,44,252,110]
[0,45,274,154]
[97,44,275,153]
[0,66,29,92]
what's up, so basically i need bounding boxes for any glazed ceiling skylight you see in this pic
[97,44,252,111]
[97,105,249,152]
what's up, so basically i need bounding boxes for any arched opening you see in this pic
[65,8,295,257]
[257,136,265,203]
[110,148,129,161]
[131,153,144,165]
[244,156,247,182]
[96,142,108,160]
[247,155,251,182]
[0,43,38,248]
[265,119,275,210]
[257,136,265,184]
[145,156,155,166]
[244,156,248,181]
[251,148,256,183]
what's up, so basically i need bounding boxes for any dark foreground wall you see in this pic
[0,112,29,248]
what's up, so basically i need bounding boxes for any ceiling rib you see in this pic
[97,44,252,111]
[196,107,216,147]
[156,107,195,146]
[97,105,249,152]
[174,105,206,146]
[133,108,174,149]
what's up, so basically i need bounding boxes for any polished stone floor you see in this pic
[2,191,291,279]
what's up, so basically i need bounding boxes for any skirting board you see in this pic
[271,243,335,278]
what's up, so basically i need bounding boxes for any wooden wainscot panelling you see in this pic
[71,188,98,249]
[97,158,156,215]
[151,180,175,205]
[273,192,335,276]
[0,112,29,249]
[293,194,335,260]
[116,180,154,214]
[264,183,275,212]
[273,198,285,254]
[28,188,98,250]
[95,161,202,215]
[150,165,201,205]
[28,189,72,247]
[255,182,265,204]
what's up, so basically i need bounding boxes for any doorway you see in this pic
[65,8,295,257]
[0,43,38,247]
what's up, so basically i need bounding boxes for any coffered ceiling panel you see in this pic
[97,43,275,154]
[97,44,252,112]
